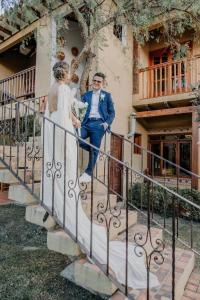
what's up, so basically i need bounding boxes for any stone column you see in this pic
[35,16,57,98]
[192,109,200,190]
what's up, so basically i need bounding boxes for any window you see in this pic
[149,43,192,97]
[113,24,123,41]
[134,134,142,154]
[113,24,127,46]
[149,135,191,176]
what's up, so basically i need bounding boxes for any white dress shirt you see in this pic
[89,89,101,118]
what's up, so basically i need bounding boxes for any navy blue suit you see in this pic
[80,90,115,176]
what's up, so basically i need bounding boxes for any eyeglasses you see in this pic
[93,79,102,83]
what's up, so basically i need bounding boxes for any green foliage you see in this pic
[0,115,41,146]
[191,83,200,124]
[1,0,200,93]
[1,0,200,45]
[130,182,200,222]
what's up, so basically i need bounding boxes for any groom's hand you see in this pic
[101,122,108,131]
[73,119,81,129]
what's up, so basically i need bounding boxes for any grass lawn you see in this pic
[0,204,102,300]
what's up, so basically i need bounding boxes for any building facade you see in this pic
[0,2,199,191]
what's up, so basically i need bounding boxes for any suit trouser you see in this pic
[80,119,105,176]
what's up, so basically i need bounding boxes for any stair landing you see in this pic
[181,270,200,300]
[128,247,194,300]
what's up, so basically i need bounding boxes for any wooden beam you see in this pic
[0,3,70,53]
[0,25,12,36]
[136,106,194,119]
[0,35,4,41]
[29,6,41,19]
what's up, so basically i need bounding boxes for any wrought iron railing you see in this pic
[0,96,200,300]
[0,66,35,103]
[109,131,200,191]
[139,56,200,100]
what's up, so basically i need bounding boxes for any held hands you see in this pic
[101,122,108,131]
[73,118,81,129]
[71,112,81,129]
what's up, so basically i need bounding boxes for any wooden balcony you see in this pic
[0,66,35,103]
[139,56,200,100]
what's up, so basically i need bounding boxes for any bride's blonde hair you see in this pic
[53,61,69,81]
[48,61,70,114]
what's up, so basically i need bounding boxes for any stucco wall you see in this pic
[95,25,133,136]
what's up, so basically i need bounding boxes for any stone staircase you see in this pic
[0,143,197,300]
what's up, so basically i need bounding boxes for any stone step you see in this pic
[9,181,117,215]
[8,183,40,205]
[0,169,41,184]
[47,229,82,257]
[0,144,43,158]
[0,161,6,169]
[118,224,163,257]
[94,209,138,240]
[1,156,42,169]
[25,205,56,230]
[82,193,117,215]
[61,259,117,297]
[128,247,195,300]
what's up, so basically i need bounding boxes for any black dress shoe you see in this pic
[43,212,49,222]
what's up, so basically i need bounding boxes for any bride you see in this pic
[42,61,159,292]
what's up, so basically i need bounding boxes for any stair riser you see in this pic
[0,169,41,184]
[109,212,137,240]
[82,195,117,215]
[9,183,40,205]
[61,260,117,297]
[47,230,82,257]
[25,205,56,230]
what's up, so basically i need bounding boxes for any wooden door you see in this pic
[109,133,124,196]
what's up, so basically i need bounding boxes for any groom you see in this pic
[79,72,115,183]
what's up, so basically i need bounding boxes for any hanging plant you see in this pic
[57,51,65,61]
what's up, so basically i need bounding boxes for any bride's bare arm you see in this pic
[71,113,81,128]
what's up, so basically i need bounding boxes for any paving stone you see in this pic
[184,289,199,299]
[186,283,198,292]
[128,248,194,300]
[109,291,128,300]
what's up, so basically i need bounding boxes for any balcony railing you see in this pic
[139,56,200,100]
[0,66,35,103]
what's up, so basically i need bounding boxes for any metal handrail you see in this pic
[1,95,200,300]
[2,94,199,180]
[6,97,199,210]
[111,131,200,179]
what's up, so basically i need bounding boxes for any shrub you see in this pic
[129,182,200,222]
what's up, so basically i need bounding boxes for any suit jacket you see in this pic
[81,90,115,131]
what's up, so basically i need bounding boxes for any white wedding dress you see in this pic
[42,83,159,290]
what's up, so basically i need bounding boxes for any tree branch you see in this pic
[67,0,89,41]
